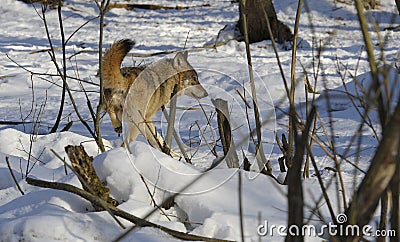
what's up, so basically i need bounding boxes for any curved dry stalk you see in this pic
[354,0,387,127]
[238,171,245,242]
[6,157,25,195]
[286,0,303,172]
[239,0,271,175]
[49,0,67,133]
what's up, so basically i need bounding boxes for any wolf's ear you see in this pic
[173,51,189,67]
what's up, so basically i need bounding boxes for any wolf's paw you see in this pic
[162,146,181,158]
[170,150,181,158]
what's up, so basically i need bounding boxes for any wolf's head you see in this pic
[173,52,208,99]
[103,88,126,134]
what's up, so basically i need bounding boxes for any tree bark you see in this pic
[65,145,118,210]
[238,0,293,44]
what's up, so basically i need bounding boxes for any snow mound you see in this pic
[316,66,400,114]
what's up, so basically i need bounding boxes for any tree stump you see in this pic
[238,0,293,44]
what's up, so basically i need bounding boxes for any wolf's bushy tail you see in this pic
[102,39,135,88]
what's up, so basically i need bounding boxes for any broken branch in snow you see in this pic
[0,121,39,125]
[25,177,234,242]
[107,3,210,11]
[65,145,118,210]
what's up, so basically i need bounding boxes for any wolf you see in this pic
[101,39,208,153]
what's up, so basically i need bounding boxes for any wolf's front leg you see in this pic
[144,122,180,158]
[143,121,165,150]
[124,124,140,152]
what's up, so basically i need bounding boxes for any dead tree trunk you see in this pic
[238,0,293,44]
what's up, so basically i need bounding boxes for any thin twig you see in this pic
[305,146,336,222]
[195,121,218,157]
[238,171,245,242]
[49,0,67,133]
[139,174,171,221]
[6,157,25,195]
[239,0,272,174]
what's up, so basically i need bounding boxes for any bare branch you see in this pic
[26,177,234,242]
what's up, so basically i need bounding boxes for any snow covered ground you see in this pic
[0,0,399,241]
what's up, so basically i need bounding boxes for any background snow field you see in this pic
[0,0,399,241]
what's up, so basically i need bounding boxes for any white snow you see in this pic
[1,0,399,241]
